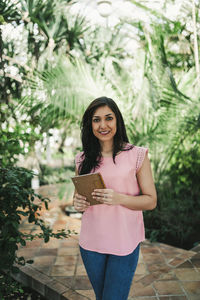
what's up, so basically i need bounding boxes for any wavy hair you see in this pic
[78,96,133,174]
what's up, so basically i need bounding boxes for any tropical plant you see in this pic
[144,132,200,249]
[20,0,88,65]
[0,166,71,298]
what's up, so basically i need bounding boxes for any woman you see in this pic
[73,96,157,300]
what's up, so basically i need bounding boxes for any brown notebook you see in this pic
[71,173,106,206]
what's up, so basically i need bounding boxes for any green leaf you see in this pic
[44,236,49,243]
[20,239,26,246]
[45,201,48,210]
[11,266,19,273]
[28,213,35,223]
[26,259,34,264]
[17,210,28,216]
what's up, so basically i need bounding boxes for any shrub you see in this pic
[0,166,71,298]
[144,143,200,249]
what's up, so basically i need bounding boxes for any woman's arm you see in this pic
[92,154,157,211]
[73,167,90,212]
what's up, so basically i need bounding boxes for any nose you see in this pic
[99,119,107,129]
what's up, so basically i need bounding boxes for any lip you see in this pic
[99,131,110,135]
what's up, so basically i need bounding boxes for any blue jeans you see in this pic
[80,244,140,300]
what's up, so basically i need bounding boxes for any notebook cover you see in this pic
[71,173,106,206]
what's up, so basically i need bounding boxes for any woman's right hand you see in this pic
[73,193,90,212]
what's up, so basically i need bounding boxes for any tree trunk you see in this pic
[192,0,200,85]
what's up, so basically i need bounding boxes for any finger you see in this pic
[92,191,107,198]
[94,189,112,193]
[76,194,86,200]
[74,203,89,211]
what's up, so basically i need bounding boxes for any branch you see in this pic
[192,0,200,84]
[2,55,31,72]
[5,73,22,83]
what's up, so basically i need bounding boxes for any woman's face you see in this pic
[92,105,117,144]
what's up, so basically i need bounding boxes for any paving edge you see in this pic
[11,264,89,300]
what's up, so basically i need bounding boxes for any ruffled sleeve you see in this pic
[136,146,148,173]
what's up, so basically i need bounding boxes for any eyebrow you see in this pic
[93,113,113,118]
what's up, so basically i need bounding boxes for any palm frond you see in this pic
[0,0,21,23]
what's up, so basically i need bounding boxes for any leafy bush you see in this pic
[0,166,71,298]
[144,140,200,249]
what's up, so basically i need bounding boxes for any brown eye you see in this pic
[93,119,99,123]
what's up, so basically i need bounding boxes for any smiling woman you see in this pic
[73,96,157,300]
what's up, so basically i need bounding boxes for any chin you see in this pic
[98,135,114,142]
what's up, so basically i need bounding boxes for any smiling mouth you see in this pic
[99,131,110,135]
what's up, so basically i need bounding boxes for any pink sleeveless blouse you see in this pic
[75,144,148,255]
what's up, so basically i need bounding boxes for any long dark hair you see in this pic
[79,96,133,174]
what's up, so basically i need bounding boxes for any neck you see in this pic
[100,140,114,156]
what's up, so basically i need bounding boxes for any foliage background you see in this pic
[0,0,200,250]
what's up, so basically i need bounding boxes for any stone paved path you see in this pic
[14,185,200,300]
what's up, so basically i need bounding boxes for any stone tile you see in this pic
[135,263,147,275]
[179,252,195,260]
[138,271,163,286]
[187,296,200,300]
[132,274,145,282]
[129,282,156,297]
[31,229,43,235]
[77,255,84,265]
[50,264,75,276]
[31,272,53,296]
[53,276,74,288]
[147,263,171,273]
[168,257,186,267]
[164,254,180,262]
[138,254,144,264]
[191,253,200,260]
[153,280,184,295]
[17,248,39,259]
[35,265,51,276]
[141,247,160,254]
[24,239,43,248]
[76,264,87,276]
[20,264,45,282]
[54,255,77,266]
[191,255,200,268]
[45,279,69,299]
[76,289,95,300]
[61,238,79,247]
[19,228,32,234]
[42,238,61,249]
[17,184,200,300]
[177,260,194,269]
[58,247,78,256]
[159,271,176,281]
[191,244,200,253]
[11,266,32,288]
[159,245,182,255]
[181,281,200,296]
[32,255,56,267]
[61,290,88,300]
[174,269,200,281]
[73,275,93,290]
[130,297,157,300]
[159,297,187,300]
[16,264,53,294]
[35,248,58,256]
[142,253,166,264]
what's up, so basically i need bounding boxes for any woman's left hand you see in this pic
[92,189,121,205]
